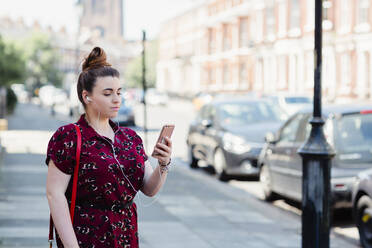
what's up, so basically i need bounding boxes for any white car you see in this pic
[264,94,312,116]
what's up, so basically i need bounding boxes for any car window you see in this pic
[198,105,208,120]
[278,114,304,143]
[297,114,311,142]
[206,106,217,122]
[298,115,333,144]
[334,113,372,153]
[217,101,283,126]
[284,97,312,104]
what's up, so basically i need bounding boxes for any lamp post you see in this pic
[297,0,335,247]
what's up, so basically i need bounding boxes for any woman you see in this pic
[46,47,172,248]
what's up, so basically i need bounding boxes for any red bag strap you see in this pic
[49,124,82,247]
[70,124,82,222]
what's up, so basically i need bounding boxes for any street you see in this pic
[0,100,361,247]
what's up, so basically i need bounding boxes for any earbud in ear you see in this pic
[86,96,92,102]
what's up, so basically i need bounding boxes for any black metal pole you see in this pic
[142,30,148,148]
[298,1,335,247]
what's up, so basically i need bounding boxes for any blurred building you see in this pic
[78,0,124,41]
[157,2,207,97]
[0,0,141,92]
[157,0,372,103]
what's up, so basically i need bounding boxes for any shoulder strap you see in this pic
[70,124,82,222]
[48,123,82,247]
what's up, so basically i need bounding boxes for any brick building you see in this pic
[157,0,372,102]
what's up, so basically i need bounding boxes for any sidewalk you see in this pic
[137,158,359,248]
[0,103,360,248]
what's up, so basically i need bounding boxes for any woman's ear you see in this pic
[82,90,90,105]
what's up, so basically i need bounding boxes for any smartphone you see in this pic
[151,124,175,156]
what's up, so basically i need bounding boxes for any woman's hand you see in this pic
[152,136,172,166]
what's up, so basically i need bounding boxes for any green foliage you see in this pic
[125,40,158,88]
[0,36,26,87]
[6,87,17,114]
[22,32,64,93]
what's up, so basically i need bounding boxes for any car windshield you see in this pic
[334,113,372,153]
[284,97,312,104]
[218,102,283,125]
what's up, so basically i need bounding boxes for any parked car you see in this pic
[352,169,372,248]
[264,94,313,116]
[112,98,135,126]
[258,104,372,209]
[186,98,286,181]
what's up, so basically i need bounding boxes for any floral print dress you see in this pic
[46,114,148,248]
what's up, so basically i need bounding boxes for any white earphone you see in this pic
[86,96,92,102]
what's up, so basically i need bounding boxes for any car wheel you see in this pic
[356,195,372,248]
[259,164,276,201]
[188,145,198,169]
[213,148,229,182]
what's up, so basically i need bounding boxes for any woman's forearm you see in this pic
[142,165,168,197]
[47,192,79,248]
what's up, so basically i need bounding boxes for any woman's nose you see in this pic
[113,94,121,103]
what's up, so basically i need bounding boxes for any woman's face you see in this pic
[84,76,122,119]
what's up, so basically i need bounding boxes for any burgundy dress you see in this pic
[46,114,147,248]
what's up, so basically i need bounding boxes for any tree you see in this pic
[0,35,26,87]
[125,40,158,88]
[22,32,63,94]
[0,35,26,116]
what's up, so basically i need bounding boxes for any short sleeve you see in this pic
[133,133,148,162]
[45,124,77,175]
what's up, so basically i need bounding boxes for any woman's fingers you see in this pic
[156,142,171,153]
[153,147,168,157]
[164,137,172,147]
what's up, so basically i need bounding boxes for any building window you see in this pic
[340,53,351,93]
[92,0,105,14]
[323,1,333,29]
[266,0,275,39]
[278,1,287,37]
[223,64,230,84]
[239,17,249,47]
[356,0,370,31]
[290,0,301,30]
[254,10,264,41]
[339,0,352,33]
[208,28,216,54]
[239,62,248,85]
[306,0,315,31]
[223,24,232,51]
[209,67,216,85]
[278,55,287,89]
[254,59,263,90]
[305,51,314,89]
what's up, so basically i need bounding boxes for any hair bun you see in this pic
[82,47,111,71]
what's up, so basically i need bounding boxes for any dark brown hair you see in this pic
[77,47,120,107]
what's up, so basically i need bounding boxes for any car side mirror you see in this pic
[201,119,213,128]
[265,132,278,144]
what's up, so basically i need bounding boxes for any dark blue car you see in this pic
[186,97,285,181]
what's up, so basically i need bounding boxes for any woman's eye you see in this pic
[104,94,110,96]
[117,92,121,95]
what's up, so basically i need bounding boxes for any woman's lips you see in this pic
[111,107,120,111]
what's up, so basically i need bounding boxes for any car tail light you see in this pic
[360,110,372,114]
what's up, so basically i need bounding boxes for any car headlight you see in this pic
[223,133,252,154]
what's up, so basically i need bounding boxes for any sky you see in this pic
[0,0,202,40]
